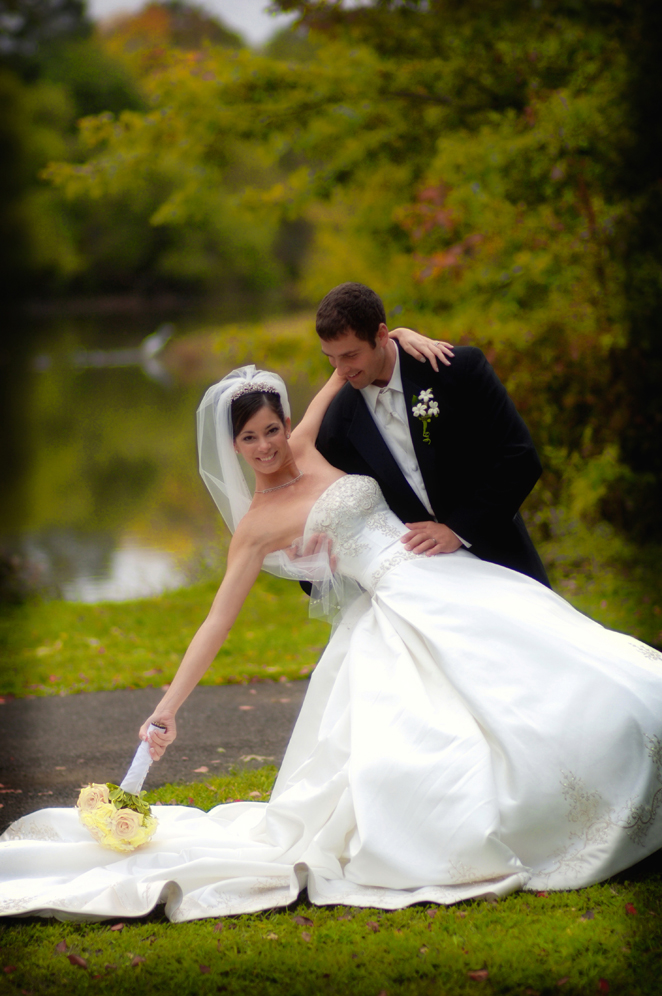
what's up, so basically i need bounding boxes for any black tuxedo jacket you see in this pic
[315,344,550,586]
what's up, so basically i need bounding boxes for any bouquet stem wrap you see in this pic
[120,722,166,795]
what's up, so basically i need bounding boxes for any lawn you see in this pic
[0,572,330,699]
[1,769,660,996]
[1,551,661,995]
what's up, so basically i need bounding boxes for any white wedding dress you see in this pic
[2,475,661,922]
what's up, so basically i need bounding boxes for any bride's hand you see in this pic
[390,327,454,372]
[139,712,177,761]
[288,532,337,572]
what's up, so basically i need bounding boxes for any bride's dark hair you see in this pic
[231,391,286,439]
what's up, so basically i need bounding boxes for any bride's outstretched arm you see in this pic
[138,532,266,759]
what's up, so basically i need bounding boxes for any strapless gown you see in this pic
[2,476,662,922]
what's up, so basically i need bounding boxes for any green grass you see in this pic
[2,531,661,702]
[0,573,330,698]
[1,770,660,996]
[2,567,661,995]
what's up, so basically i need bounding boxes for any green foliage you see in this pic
[107,784,151,817]
[40,1,658,522]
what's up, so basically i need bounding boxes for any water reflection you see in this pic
[33,324,175,386]
[61,541,187,603]
[3,312,229,602]
[13,530,188,603]
[3,306,317,604]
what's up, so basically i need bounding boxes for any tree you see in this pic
[42,0,662,537]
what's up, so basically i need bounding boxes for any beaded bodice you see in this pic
[303,475,419,594]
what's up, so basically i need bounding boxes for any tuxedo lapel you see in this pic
[399,348,444,513]
[344,387,431,521]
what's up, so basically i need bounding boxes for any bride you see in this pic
[2,348,662,923]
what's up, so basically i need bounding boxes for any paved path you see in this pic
[0,681,308,832]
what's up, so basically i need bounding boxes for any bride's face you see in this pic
[234,405,291,474]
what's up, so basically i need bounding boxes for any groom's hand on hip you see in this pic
[401,522,463,556]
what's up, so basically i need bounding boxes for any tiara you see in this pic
[231,382,280,401]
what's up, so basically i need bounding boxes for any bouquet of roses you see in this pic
[77,721,164,852]
[77,783,157,852]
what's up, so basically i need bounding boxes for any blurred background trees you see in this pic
[2,0,661,619]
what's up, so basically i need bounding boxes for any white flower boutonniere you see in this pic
[411,389,439,445]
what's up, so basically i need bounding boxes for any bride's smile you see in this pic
[233,406,299,490]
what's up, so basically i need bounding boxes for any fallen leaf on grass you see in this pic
[131,956,146,967]
[265,933,279,941]
[199,965,211,974]
[301,932,312,942]
[292,915,313,926]
[536,891,548,898]
[67,954,88,969]
[55,941,68,953]
[625,903,637,915]
[193,767,209,773]
[366,921,380,933]
[580,910,595,920]
[468,969,489,981]
[104,963,117,971]
[419,946,429,955]
[598,980,610,993]
[213,922,223,933]
[110,923,124,931]
[557,977,569,987]
[3,966,17,974]
[337,914,352,921]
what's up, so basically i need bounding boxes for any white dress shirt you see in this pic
[361,347,470,546]
[361,347,436,518]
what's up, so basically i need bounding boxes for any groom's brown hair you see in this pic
[316,283,386,345]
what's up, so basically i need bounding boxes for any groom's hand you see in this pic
[401,522,463,556]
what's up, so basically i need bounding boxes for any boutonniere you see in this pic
[411,389,439,445]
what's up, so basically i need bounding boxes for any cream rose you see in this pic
[77,783,110,813]
[111,808,142,840]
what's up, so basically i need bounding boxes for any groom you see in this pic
[314,282,550,586]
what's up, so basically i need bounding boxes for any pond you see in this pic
[2,303,313,603]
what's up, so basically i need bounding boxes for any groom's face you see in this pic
[320,326,392,390]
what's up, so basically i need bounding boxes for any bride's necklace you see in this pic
[255,472,304,494]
